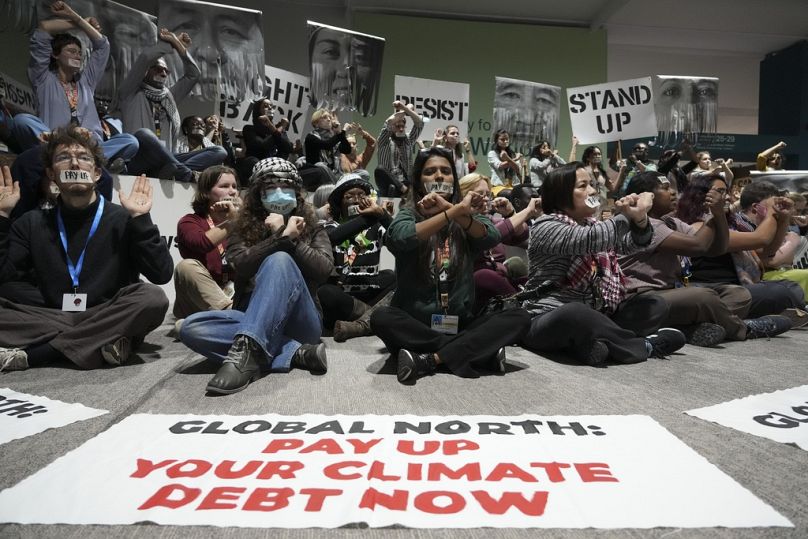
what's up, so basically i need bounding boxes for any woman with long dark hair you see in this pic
[520,162,685,366]
[487,129,523,194]
[179,158,333,395]
[370,147,531,384]
[237,98,293,184]
[528,140,565,189]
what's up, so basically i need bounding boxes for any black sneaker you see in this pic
[101,336,131,366]
[585,340,609,367]
[681,322,726,347]
[744,315,792,339]
[492,347,507,373]
[397,349,436,383]
[206,335,262,395]
[645,328,686,359]
[292,343,327,373]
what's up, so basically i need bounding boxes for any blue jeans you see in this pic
[175,145,227,171]
[179,252,322,372]
[12,113,138,162]
[128,129,193,182]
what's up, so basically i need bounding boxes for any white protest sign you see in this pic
[394,76,470,142]
[0,71,37,114]
[566,77,657,144]
[0,414,790,528]
[686,385,808,451]
[113,175,197,303]
[0,388,107,446]
[219,65,310,140]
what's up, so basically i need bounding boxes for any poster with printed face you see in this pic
[654,75,719,147]
[159,0,265,104]
[0,388,107,445]
[307,21,385,117]
[566,77,657,144]
[218,65,311,141]
[35,0,158,109]
[394,76,470,143]
[0,414,791,528]
[493,77,560,156]
[686,385,808,451]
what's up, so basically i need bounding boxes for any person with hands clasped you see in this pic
[370,147,532,384]
[179,158,333,395]
[375,101,424,197]
[0,126,172,372]
[487,129,523,194]
[433,125,477,179]
[520,162,686,367]
[174,166,242,322]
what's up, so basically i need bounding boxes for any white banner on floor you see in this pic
[0,388,107,446]
[686,385,808,451]
[0,414,790,528]
[566,77,657,144]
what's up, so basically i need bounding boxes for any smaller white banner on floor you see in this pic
[394,76,470,142]
[0,389,107,445]
[0,414,791,528]
[566,77,656,144]
[686,385,808,451]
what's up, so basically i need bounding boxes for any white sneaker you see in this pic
[0,348,29,372]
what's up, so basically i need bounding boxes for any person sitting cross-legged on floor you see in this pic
[370,146,532,384]
[0,126,172,371]
[520,162,686,367]
[619,171,791,346]
[179,158,333,395]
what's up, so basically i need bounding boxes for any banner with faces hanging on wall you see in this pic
[654,75,719,148]
[307,21,385,117]
[394,75,470,143]
[35,0,158,110]
[159,0,265,104]
[493,77,561,157]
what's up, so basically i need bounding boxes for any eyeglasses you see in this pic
[53,153,95,167]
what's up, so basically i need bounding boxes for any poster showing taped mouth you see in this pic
[218,66,311,139]
[394,76,470,142]
[0,414,791,529]
[307,21,385,117]
[493,77,560,155]
[654,75,719,147]
[566,77,657,144]
[686,385,808,451]
[159,0,265,103]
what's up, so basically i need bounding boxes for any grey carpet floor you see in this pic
[1,317,807,538]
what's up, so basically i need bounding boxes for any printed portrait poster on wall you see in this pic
[0,414,791,529]
[686,385,808,451]
[218,66,311,140]
[654,75,719,148]
[307,21,385,117]
[566,77,657,145]
[394,76,470,142]
[35,0,158,110]
[159,0,265,104]
[493,77,560,156]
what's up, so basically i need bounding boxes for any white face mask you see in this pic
[585,195,601,209]
[261,187,297,214]
[67,58,82,68]
[59,169,94,184]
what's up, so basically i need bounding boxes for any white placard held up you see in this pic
[686,385,808,451]
[0,414,791,528]
[394,75,470,142]
[0,388,107,446]
[566,77,657,144]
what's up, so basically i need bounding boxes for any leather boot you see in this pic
[333,319,372,342]
[292,343,328,373]
[206,335,262,395]
[349,298,370,320]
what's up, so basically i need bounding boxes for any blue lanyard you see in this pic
[56,196,105,291]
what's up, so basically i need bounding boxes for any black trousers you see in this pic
[318,271,396,329]
[374,168,408,197]
[0,282,169,369]
[370,306,532,378]
[521,294,668,365]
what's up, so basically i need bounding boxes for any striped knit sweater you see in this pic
[523,213,653,315]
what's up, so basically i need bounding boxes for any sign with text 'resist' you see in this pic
[0,388,107,446]
[219,65,311,139]
[0,414,791,528]
[566,77,657,144]
[394,76,470,142]
[686,385,808,451]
